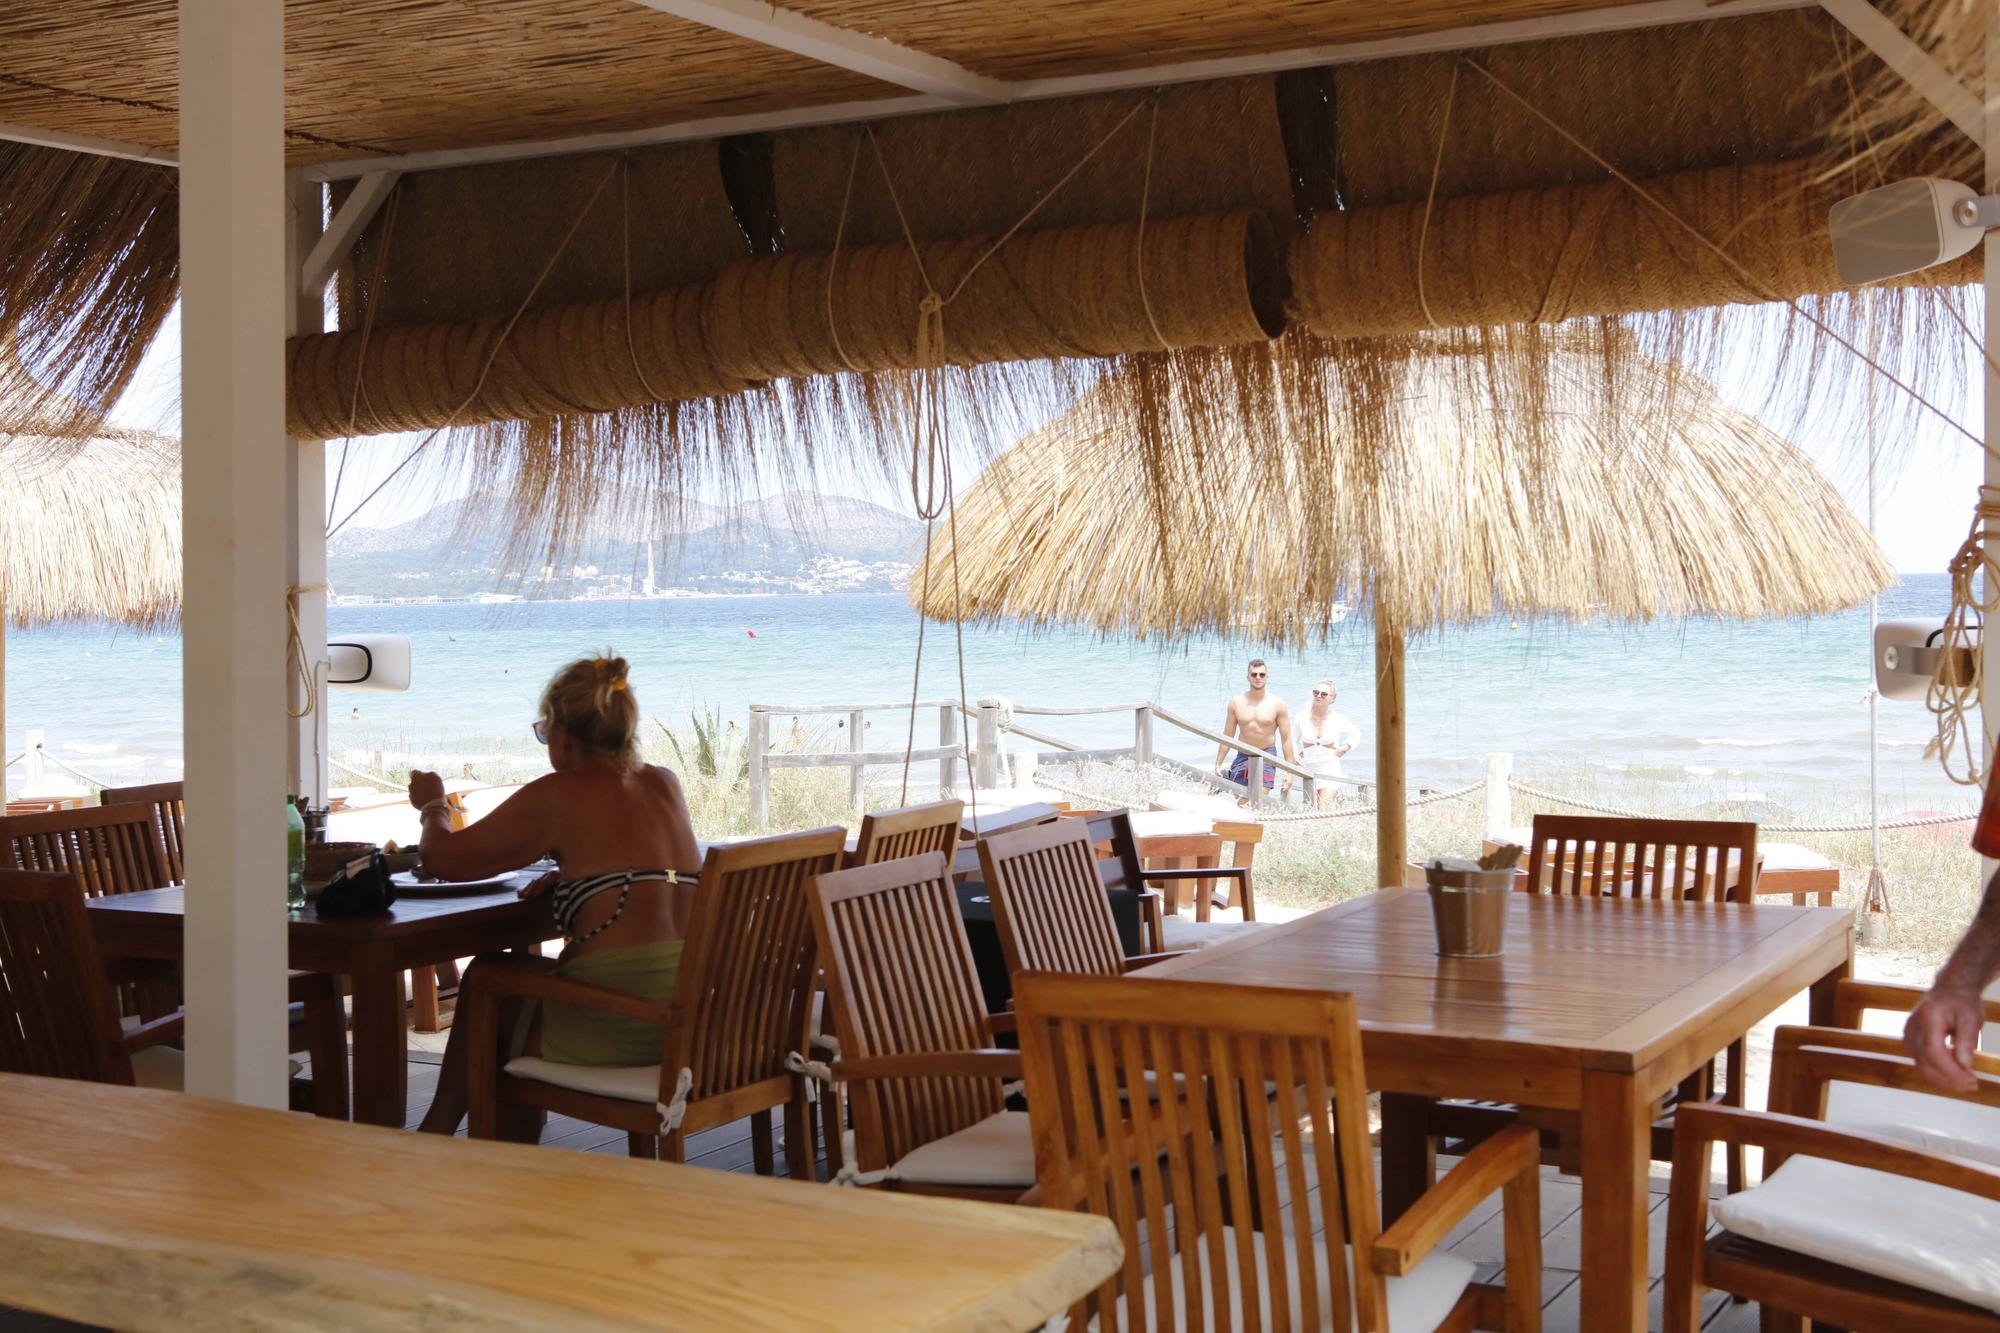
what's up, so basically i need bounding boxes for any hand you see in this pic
[1280,779,1293,795]
[1339,745,1352,757]
[517,870,559,901]
[408,769,445,810]
[1905,980,1986,1093]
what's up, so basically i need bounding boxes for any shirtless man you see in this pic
[1214,658,1300,796]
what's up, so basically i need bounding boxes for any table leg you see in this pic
[1378,1093,1435,1225]
[349,947,408,1128]
[1580,1070,1650,1332]
[1808,950,1853,1027]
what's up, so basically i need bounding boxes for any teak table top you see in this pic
[1138,888,1853,1075]
[0,1074,1120,1332]
[84,882,550,941]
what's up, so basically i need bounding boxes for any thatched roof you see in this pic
[0,426,180,628]
[909,337,1893,642]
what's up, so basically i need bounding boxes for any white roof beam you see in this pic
[298,168,399,298]
[628,0,1009,102]
[0,119,175,166]
[1817,0,1984,150]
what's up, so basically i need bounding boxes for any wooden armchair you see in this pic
[978,818,1181,980]
[847,798,963,868]
[99,781,186,884]
[1429,814,1760,1197]
[0,868,346,1118]
[466,826,846,1176]
[1665,1027,2000,1331]
[1014,972,1542,1333]
[809,851,1033,1202]
[1083,810,1263,953]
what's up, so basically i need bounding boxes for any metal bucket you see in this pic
[1425,862,1514,958]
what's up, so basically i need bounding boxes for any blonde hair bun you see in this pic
[539,653,641,766]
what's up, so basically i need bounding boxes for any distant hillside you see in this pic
[327,490,922,599]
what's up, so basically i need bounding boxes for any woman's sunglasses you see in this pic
[1312,690,1330,698]
[532,719,551,744]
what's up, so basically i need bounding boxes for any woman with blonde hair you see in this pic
[1295,677,1360,811]
[415,653,701,1138]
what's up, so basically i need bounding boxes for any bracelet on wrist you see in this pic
[418,797,452,820]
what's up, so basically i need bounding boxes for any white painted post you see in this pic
[1982,13,2000,1049]
[938,705,959,796]
[179,0,290,1108]
[287,177,329,811]
[975,701,1002,791]
[746,708,769,829]
[22,729,44,790]
[1247,754,1265,807]
[848,708,865,815]
[1133,705,1154,768]
[1483,752,1514,841]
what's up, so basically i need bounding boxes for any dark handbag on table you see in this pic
[314,849,399,917]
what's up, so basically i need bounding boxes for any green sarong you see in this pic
[520,939,684,1067]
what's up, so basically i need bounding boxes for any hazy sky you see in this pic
[114,300,1978,573]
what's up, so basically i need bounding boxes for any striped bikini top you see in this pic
[548,868,688,944]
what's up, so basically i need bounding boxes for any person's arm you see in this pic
[1336,714,1359,756]
[1907,864,2000,1091]
[1215,705,1237,772]
[408,770,559,882]
[1277,701,1299,766]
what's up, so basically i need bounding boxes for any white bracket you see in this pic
[1818,0,1986,150]
[298,169,400,299]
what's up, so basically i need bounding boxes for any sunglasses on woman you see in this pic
[532,719,551,744]
[1312,690,1330,698]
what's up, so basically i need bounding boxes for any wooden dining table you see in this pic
[1136,887,1853,1332]
[86,883,560,1128]
[0,1073,1121,1331]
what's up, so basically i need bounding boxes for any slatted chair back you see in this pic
[1078,810,1145,894]
[100,781,186,884]
[1015,972,1386,1333]
[810,851,1005,1171]
[1,804,169,898]
[849,798,963,868]
[1524,814,1759,902]
[0,869,134,1085]
[665,826,847,1111]
[979,818,1124,980]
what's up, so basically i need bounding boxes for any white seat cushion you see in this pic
[504,1056,662,1103]
[1827,1080,2000,1169]
[1712,1154,2000,1314]
[1088,1225,1474,1332]
[887,1110,1036,1188]
[1160,917,1271,952]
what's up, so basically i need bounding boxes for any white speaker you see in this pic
[327,634,412,693]
[1874,617,1974,702]
[1829,177,1987,285]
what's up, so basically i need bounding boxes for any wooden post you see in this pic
[1133,705,1153,769]
[179,0,289,1108]
[938,705,959,796]
[1375,621,1407,889]
[1484,752,1514,841]
[847,709,865,816]
[746,708,769,830]
[974,700,1001,791]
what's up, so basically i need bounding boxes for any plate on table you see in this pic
[391,869,543,897]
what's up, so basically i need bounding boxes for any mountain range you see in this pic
[327,491,923,598]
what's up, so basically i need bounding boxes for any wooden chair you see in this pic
[847,798,963,868]
[809,851,1033,1202]
[1014,971,1543,1333]
[99,781,186,884]
[978,818,1180,980]
[465,826,846,1177]
[2,803,170,897]
[1083,810,1262,953]
[1430,813,1761,1195]
[0,868,348,1118]
[1664,1027,2000,1332]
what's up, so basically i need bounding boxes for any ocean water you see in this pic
[0,573,1969,816]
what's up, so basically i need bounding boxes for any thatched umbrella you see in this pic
[911,338,1893,885]
[0,426,181,776]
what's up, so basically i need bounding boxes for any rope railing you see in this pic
[1504,778,1977,835]
[1032,771,1486,824]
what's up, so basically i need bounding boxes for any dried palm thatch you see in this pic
[0,425,180,629]
[0,144,179,439]
[911,336,1892,642]
[1832,0,1987,184]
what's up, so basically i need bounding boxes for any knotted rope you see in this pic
[1926,487,2000,787]
[654,1065,695,1135]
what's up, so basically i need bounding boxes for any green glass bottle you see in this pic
[286,795,306,912]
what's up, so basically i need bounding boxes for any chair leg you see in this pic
[751,1107,776,1176]
[785,1090,817,1182]
[626,1132,657,1159]
[1724,1037,1747,1193]
[302,989,349,1120]
[411,965,442,1033]
[819,1085,846,1179]
[1758,1310,1806,1333]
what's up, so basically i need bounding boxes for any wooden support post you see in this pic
[287,176,328,810]
[1483,752,1514,841]
[1133,705,1154,769]
[847,709,865,816]
[974,700,1001,791]
[1375,621,1407,889]
[746,708,769,830]
[938,705,959,796]
[179,0,289,1108]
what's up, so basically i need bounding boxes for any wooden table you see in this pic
[87,885,560,1128]
[1136,888,1852,1332]
[0,1074,1120,1331]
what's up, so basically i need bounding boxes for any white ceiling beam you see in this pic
[1817,0,1984,149]
[298,168,399,298]
[0,119,175,166]
[299,0,1810,181]
[630,0,1009,103]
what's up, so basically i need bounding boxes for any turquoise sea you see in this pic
[0,573,1971,817]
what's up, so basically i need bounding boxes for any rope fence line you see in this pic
[1030,772,1486,823]
[1504,779,1977,835]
